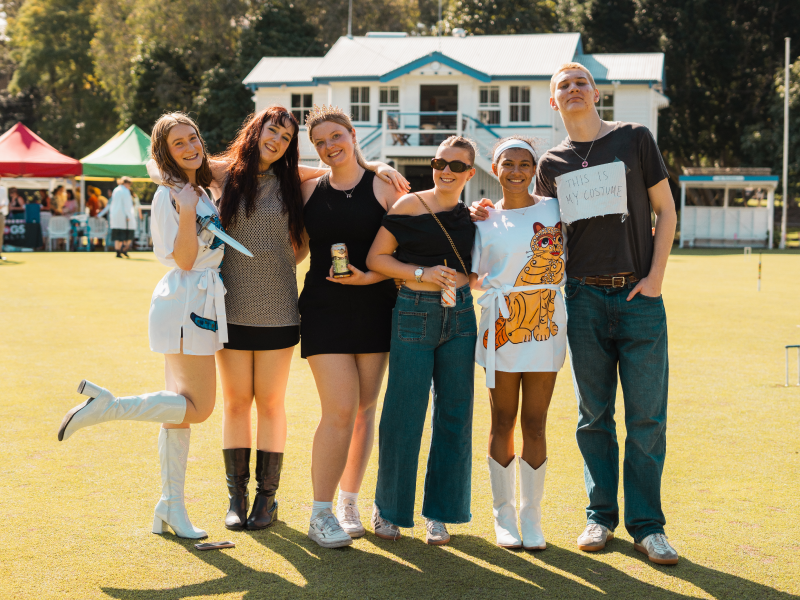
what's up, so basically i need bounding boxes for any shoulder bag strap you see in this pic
[413,192,468,277]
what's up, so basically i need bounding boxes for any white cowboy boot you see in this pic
[152,428,207,539]
[58,380,186,441]
[519,457,547,550]
[487,456,522,548]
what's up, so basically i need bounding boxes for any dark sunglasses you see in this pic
[430,158,472,173]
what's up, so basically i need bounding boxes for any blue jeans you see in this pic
[564,279,669,543]
[374,285,477,527]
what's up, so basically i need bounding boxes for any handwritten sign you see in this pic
[555,162,628,224]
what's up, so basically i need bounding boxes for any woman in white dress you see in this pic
[469,137,566,551]
[57,112,226,540]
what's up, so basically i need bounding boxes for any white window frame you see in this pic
[378,86,399,126]
[509,85,531,123]
[350,86,371,123]
[478,86,500,125]
[291,93,313,125]
[597,90,614,121]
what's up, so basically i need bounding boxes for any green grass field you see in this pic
[2,250,799,599]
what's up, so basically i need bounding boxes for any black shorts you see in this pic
[110,228,135,242]
[223,324,299,351]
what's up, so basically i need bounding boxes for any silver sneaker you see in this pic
[425,519,450,545]
[371,503,402,540]
[337,499,366,538]
[577,523,614,551]
[635,533,679,565]
[308,508,353,549]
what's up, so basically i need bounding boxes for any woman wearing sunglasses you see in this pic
[470,136,565,551]
[366,136,478,545]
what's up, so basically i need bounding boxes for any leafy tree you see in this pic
[7,0,116,156]
[742,58,800,200]
[128,45,198,133]
[444,0,558,35]
[194,0,326,154]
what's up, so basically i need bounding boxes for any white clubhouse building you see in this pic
[243,32,668,203]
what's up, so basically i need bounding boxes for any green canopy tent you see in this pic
[79,125,152,212]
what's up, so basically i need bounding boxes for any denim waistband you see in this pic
[397,284,472,304]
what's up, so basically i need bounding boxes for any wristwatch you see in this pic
[414,267,424,283]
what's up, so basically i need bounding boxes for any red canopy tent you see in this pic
[0,122,82,177]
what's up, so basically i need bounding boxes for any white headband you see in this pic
[492,140,537,164]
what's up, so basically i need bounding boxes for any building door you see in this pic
[420,85,458,145]
[404,166,434,193]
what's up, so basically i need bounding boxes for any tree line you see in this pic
[0,0,798,197]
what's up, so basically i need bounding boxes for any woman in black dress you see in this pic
[300,105,405,548]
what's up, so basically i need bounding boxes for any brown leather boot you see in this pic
[246,451,283,530]
[222,448,250,530]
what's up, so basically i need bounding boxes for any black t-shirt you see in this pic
[535,122,669,279]
[382,203,475,274]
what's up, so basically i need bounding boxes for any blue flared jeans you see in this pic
[564,279,669,543]
[374,285,477,528]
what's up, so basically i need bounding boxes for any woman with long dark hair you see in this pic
[58,112,227,540]
[201,106,408,532]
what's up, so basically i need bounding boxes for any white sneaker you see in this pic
[308,508,353,549]
[577,523,614,551]
[635,533,679,565]
[337,499,366,538]
[425,519,450,545]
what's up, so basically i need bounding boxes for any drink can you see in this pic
[331,243,351,278]
[441,259,456,307]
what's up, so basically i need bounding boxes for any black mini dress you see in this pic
[298,171,397,358]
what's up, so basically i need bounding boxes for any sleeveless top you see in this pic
[302,170,387,286]
[220,170,299,327]
[381,202,475,273]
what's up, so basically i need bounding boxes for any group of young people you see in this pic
[57,61,680,566]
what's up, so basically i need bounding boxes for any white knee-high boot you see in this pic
[519,456,547,550]
[58,380,186,441]
[488,456,523,548]
[152,428,207,539]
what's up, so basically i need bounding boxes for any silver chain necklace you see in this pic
[568,122,604,168]
[342,185,357,198]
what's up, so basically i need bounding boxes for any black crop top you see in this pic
[382,202,475,273]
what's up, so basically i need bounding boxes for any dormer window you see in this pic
[351,87,371,122]
[478,86,500,125]
[509,86,530,122]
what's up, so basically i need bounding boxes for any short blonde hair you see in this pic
[550,62,597,95]
[438,135,478,165]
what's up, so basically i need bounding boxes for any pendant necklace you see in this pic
[568,122,604,168]
[343,185,357,198]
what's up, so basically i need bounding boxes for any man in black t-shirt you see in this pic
[541,62,678,565]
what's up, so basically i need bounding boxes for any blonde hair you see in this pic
[151,112,212,188]
[438,135,478,165]
[549,62,597,95]
[305,105,367,168]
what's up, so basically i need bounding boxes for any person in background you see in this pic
[39,189,54,213]
[109,176,136,258]
[8,188,25,217]
[0,178,8,260]
[62,190,78,216]
[86,187,102,216]
[51,186,65,214]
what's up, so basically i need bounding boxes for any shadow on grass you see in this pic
[101,527,796,599]
[0,257,25,266]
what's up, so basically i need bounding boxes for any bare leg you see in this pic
[217,349,255,447]
[307,354,360,502]
[487,371,522,467]
[339,352,389,493]
[253,347,293,452]
[163,341,217,428]
[519,372,557,469]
